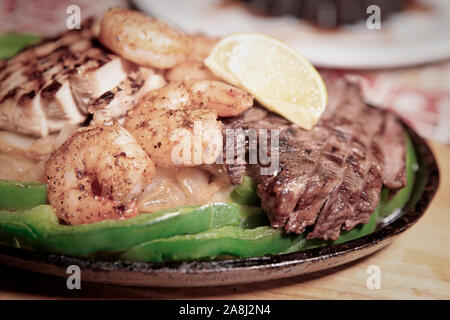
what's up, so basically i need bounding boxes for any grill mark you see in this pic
[40,80,62,99]
[0,87,19,103]
[283,96,366,233]
[324,152,345,165]
[344,141,384,230]
[92,90,115,107]
[309,106,386,239]
[1,71,12,82]
[17,90,36,105]
[38,45,70,62]
[0,20,99,136]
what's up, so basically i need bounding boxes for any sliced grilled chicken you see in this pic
[0,83,48,136]
[37,44,88,132]
[0,124,80,161]
[69,48,135,113]
[40,78,85,132]
[0,26,93,136]
[0,20,136,137]
[89,68,166,124]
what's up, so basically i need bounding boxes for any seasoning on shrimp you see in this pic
[125,108,223,168]
[139,80,254,117]
[99,8,219,69]
[165,60,218,82]
[99,7,190,69]
[45,123,155,225]
[186,34,219,62]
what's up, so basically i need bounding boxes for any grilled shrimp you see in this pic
[140,80,253,117]
[124,107,222,168]
[99,7,190,69]
[124,80,251,167]
[46,124,155,225]
[187,34,219,61]
[99,8,219,69]
[165,60,218,82]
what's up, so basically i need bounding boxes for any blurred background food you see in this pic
[134,0,450,144]
[0,0,448,144]
[236,0,410,27]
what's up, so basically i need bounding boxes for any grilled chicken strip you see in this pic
[0,23,92,136]
[69,47,135,113]
[89,68,166,124]
[0,19,137,137]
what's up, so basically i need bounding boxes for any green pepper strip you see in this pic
[0,203,243,256]
[332,204,380,244]
[0,180,47,211]
[120,225,307,262]
[238,206,269,229]
[120,204,380,262]
[0,33,40,59]
[379,132,417,218]
[230,176,261,206]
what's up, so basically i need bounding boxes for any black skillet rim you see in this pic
[0,119,440,276]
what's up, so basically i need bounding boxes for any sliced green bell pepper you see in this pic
[0,203,242,256]
[120,204,381,262]
[0,180,47,210]
[120,225,306,262]
[230,176,260,206]
[238,206,269,228]
[0,33,40,59]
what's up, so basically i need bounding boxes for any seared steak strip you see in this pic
[343,140,384,230]
[254,137,314,228]
[224,74,406,240]
[341,112,403,231]
[283,80,367,235]
[379,112,407,189]
[222,107,292,185]
[253,76,363,233]
[307,107,384,240]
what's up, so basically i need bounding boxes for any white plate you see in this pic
[134,0,450,69]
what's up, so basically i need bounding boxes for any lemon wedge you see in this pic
[204,33,327,130]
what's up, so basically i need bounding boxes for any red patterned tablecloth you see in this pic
[327,60,450,144]
[0,0,127,36]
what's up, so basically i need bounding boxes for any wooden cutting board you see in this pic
[0,140,448,300]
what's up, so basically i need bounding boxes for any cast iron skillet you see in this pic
[0,120,440,287]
